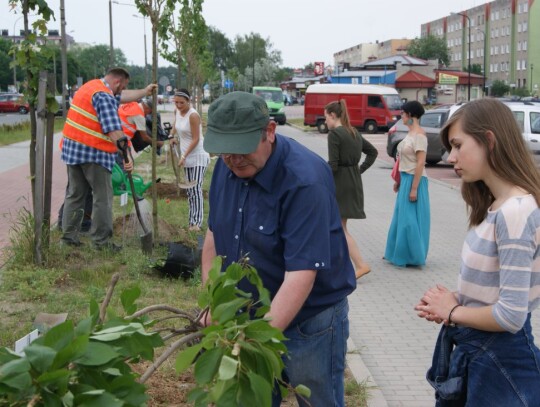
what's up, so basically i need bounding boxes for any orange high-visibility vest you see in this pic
[62,79,118,153]
[118,102,144,140]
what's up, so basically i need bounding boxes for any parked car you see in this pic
[503,101,540,161]
[54,95,70,116]
[0,93,29,114]
[386,103,466,165]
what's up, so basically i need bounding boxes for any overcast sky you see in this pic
[3,0,482,69]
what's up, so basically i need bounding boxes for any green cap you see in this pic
[204,91,269,154]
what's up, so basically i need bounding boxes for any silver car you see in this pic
[386,103,465,165]
[503,101,540,161]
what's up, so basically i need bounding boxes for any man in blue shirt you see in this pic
[202,91,356,407]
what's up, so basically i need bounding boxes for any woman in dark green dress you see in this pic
[325,100,378,279]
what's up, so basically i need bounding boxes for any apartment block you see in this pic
[421,0,539,94]
[333,39,411,68]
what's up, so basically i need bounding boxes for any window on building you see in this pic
[518,4,522,13]
[518,23,522,33]
[496,10,500,19]
[494,63,498,72]
[524,41,527,50]
[523,22,527,31]
[506,44,510,53]
[517,61,521,71]
[518,41,522,51]
[524,3,528,12]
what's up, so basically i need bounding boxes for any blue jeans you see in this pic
[272,298,349,407]
[428,314,540,407]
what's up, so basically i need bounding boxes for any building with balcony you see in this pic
[421,0,539,96]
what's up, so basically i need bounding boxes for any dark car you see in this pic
[386,103,465,165]
[0,93,29,114]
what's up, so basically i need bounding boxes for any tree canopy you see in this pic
[407,35,450,67]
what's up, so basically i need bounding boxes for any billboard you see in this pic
[314,62,324,76]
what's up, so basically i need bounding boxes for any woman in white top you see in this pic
[384,100,430,267]
[171,89,210,231]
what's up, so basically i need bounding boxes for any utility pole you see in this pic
[60,0,68,118]
[109,0,114,67]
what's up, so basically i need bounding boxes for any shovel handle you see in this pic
[117,136,129,163]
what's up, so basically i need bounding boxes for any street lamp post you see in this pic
[476,28,487,97]
[531,64,534,94]
[12,15,25,91]
[109,0,114,67]
[452,12,471,101]
[132,14,148,84]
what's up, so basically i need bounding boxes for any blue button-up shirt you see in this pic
[208,134,356,325]
[61,80,122,172]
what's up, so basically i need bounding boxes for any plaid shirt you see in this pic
[61,81,122,172]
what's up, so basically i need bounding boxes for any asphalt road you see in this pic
[0,112,30,126]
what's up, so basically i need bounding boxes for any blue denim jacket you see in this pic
[427,314,540,407]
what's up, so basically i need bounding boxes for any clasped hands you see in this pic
[414,284,458,325]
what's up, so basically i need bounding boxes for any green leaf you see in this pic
[247,371,272,407]
[89,299,100,323]
[75,342,119,366]
[175,343,203,373]
[75,317,94,336]
[0,357,31,377]
[120,286,141,315]
[214,382,240,406]
[194,347,223,385]
[53,335,89,369]
[38,321,75,351]
[1,371,32,391]
[208,256,223,281]
[244,320,281,342]
[0,347,21,364]
[24,344,57,373]
[36,369,72,394]
[218,355,238,381]
[295,384,311,398]
[213,298,250,324]
[74,390,123,407]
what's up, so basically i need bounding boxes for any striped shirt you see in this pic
[61,84,122,172]
[458,194,540,333]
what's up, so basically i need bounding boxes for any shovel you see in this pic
[171,144,197,189]
[117,136,153,255]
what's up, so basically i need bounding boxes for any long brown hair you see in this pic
[325,99,356,136]
[441,98,540,227]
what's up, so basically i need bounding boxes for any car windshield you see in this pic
[255,90,283,103]
[383,95,402,110]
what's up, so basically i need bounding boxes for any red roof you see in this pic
[396,70,436,88]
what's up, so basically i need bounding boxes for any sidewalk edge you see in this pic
[347,337,388,407]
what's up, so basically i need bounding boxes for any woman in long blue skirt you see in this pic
[384,101,430,267]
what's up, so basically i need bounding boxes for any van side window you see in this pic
[531,112,540,134]
[512,111,525,132]
[368,96,383,108]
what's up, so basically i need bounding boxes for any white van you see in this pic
[504,101,540,161]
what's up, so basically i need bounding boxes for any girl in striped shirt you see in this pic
[415,98,540,406]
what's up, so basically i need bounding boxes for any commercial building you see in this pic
[333,39,412,69]
[421,0,539,95]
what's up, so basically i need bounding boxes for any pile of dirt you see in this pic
[155,182,188,200]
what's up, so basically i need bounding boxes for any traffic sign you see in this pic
[224,79,234,89]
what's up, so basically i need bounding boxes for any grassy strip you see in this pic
[0,118,66,146]
[286,117,314,132]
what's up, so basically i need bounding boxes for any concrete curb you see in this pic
[347,336,388,407]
